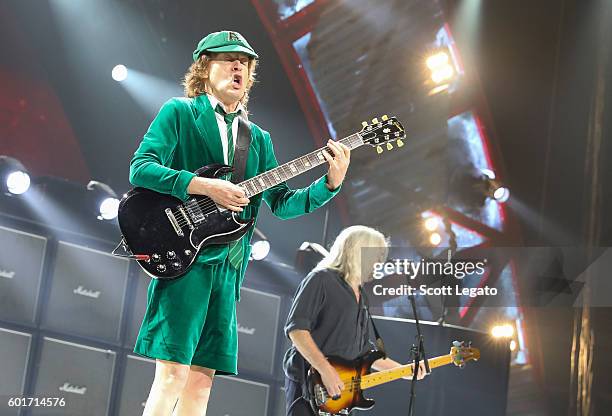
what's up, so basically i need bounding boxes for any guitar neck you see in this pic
[360,354,454,390]
[239,133,364,198]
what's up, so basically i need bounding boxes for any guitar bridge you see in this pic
[178,206,194,229]
[165,208,184,237]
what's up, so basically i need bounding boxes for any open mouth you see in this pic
[232,74,242,88]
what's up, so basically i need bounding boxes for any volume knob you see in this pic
[151,253,161,262]
[157,264,166,273]
[167,251,176,259]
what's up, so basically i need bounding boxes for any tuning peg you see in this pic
[361,121,368,128]
[381,115,389,121]
[397,139,404,147]
[386,142,393,150]
[376,145,383,154]
[372,117,379,124]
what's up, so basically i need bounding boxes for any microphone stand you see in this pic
[407,287,430,416]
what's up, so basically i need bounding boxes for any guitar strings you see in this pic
[172,151,333,227]
[171,134,364,229]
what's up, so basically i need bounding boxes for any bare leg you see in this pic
[173,365,216,416]
[142,360,190,416]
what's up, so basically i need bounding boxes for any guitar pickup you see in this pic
[165,208,184,237]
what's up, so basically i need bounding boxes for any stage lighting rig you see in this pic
[87,180,120,220]
[0,156,31,196]
[491,323,514,338]
[429,232,442,246]
[450,167,510,208]
[480,169,510,203]
[250,227,271,261]
[112,64,128,82]
[425,48,459,95]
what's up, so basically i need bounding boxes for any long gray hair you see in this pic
[317,225,388,286]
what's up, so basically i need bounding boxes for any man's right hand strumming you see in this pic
[187,177,250,212]
[319,362,345,399]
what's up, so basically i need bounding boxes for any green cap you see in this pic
[192,31,258,62]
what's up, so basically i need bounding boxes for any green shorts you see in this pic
[134,260,239,375]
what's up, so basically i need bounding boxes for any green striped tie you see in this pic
[215,104,243,270]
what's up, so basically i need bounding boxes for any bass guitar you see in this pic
[116,115,405,279]
[307,341,480,415]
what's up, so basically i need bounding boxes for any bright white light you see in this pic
[431,64,455,84]
[491,324,514,338]
[6,171,31,194]
[251,240,270,260]
[424,217,439,232]
[426,52,449,70]
[429,232,442,246]
[480,168,496,180]
[510,340,517,351]
[99,197,120,220]
[112,65,128,82]
[493,187,510,202]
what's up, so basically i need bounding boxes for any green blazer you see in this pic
[129,94,340,294]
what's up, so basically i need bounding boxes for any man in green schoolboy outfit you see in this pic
[130,31,350,415]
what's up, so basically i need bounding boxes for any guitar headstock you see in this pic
[359,115,406,154]
[449,341,480,368]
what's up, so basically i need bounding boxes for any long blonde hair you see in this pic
[182,54,258,109]
[317,226,389,286]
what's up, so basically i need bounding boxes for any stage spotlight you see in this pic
[87,180,119,220]
[482,170,510,203]
[99,197,120,220]
[112,65,128,82]
[509,340,517,351]
[0,156,31,195]
[426,49,456,85]
[424,217,439,232]
[429,232,442,246]
[450,166,511,207]
[491,323,514,338]
[492,186,510,202]
[250,227,271,261]
[431,65,455,84]
[426,51,450,70]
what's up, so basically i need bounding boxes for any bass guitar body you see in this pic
[117,163,254,280]
[307,350,385,415]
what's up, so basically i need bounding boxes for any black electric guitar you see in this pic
[116,115,405,279]
[307,341,480,415]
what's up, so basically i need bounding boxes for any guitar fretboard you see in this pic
[360,354,454,390]
[239,133,364,198]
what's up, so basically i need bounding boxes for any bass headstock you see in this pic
[359,115,406,154]
[450,341,480,368]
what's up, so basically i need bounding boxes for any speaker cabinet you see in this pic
[207,376,269,416]
[274,387,286,416]
[117,355,155,416]
[31,337,116,415]
[42,241,129,343]
[0,226,46,325]
[237,287,281,376]
[0,327,32,416]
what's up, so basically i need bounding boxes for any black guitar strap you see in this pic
[231,115,252,183]
[360,286,387,358]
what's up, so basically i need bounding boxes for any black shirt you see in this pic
[283,268,374,382]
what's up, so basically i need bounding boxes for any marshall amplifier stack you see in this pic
[0,221,296,415]
[41,241,130,344]
[31,337,116,415]
[236,287,282,376]
[0,327,32,416]
[0,226,47,325]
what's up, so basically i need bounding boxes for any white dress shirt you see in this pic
[206,94,246,164]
